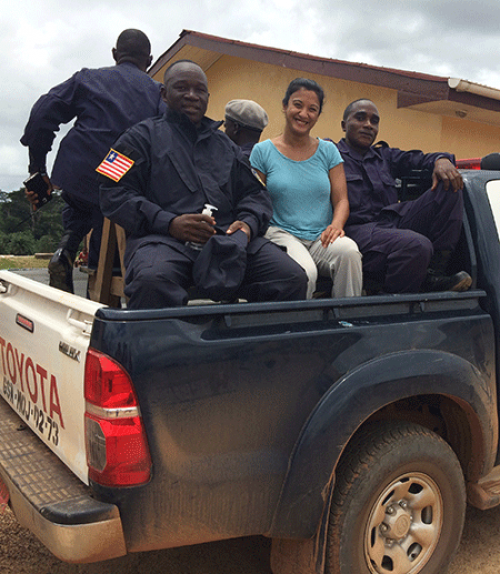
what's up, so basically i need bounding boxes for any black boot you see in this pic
[421,250,472,293]
[48,231,80,293]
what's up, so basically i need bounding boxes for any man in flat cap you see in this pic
[224,99,269,157]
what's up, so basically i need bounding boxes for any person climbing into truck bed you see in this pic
[20,29,165,294]
[337,98,472,294]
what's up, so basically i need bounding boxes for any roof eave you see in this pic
[149,30,500,114]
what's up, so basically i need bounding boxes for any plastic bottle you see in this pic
[186,203,218,250]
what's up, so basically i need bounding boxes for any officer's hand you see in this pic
[432,158,463,192]
[169,213,216,243]
[25,174,53,211]
[226,221,251,242]
[25,189,39,209]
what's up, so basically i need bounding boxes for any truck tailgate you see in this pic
[0,270,105,484]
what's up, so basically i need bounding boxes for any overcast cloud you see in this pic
[2,0,500,191]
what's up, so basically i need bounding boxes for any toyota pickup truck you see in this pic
[1,168,500,574]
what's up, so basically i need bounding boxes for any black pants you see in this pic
[60,191,103,268]
[124,239,307,309]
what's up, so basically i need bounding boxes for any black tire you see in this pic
[326,422,466,574]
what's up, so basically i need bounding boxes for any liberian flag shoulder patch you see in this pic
[96,149,134,182]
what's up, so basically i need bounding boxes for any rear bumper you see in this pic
[0,397,126,563]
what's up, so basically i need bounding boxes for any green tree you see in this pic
[36,234,60,253]
[0,232,10,253]
[0,188,64,255]
[7,232,37,255]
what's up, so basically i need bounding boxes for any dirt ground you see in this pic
[1,503,500,574]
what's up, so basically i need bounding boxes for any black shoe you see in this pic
[421,269,472,292]
[48,248,74,293]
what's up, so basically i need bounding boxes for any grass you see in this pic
[0,255,50,270]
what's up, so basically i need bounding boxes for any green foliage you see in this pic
[0,188,64,255]
[0,232,10,253]
[36,234,60,253]
[7,232,37,255]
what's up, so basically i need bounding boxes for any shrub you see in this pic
[0,232,10,254]
[7,232,37,255]
[36,234,59,253]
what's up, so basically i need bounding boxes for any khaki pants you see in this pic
[265,225,363,299]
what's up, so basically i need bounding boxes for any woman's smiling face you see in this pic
[282,88,321,136]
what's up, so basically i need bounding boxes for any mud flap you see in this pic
[270,479,334,574]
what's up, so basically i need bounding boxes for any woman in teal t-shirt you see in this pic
[250,78,362,298]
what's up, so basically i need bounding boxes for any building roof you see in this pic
[151,30,500,126]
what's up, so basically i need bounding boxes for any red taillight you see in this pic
[456,158,481,170]
[85,351,136,409]
[84,348,151,487]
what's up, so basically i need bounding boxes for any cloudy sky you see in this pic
[2,0,500,192]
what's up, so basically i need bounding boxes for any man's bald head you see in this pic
[163,60,207,87]
[112,29,152,72]
[161,60,209,127]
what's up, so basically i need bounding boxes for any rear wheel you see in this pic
[327,422,466,574]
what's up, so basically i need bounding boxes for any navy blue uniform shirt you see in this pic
[337,139,453,226]
[21,62,165,206]
[99,108,272,260]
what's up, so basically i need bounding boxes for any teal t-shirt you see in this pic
[250,138,343,241]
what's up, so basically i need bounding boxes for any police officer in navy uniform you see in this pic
[21,29,165,293]
[98,60,307,309]
[337,98,472,294]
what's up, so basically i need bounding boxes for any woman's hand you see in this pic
[320,224,345,247]
[325,162,349,247]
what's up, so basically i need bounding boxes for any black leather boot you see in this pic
[48,231,79,293]
[421,250,472,292]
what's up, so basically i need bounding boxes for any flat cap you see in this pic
[225,99,269,131]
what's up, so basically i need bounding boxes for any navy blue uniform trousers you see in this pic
[61,191,103,269]
[346,183,464,293]
[124,239,307,308]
